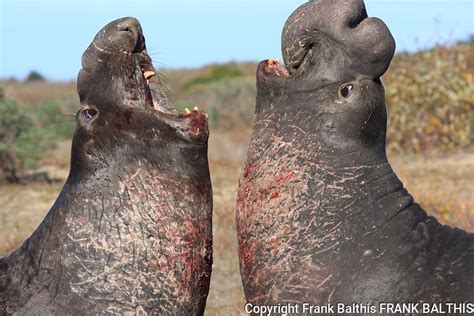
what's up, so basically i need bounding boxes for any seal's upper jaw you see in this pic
[77,17,209,144]
[258,0,395,90]
[78,17,171,113]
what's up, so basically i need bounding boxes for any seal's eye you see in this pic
[83,109,98,120]
[340,84,355,98]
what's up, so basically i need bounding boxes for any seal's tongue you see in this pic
[281,0,395,81]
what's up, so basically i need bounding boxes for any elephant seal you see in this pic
[0,17,212,315]
[236,0,473,312]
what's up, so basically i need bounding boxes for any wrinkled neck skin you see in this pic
[0,115,212,315]
[237,0,473,307]
[0,17,212,315]
[247,87,403,237]
[238,82,473,307]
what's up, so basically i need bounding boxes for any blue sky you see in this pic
[1,0,473,81]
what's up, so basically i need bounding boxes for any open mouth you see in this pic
[263,59,290,78]
[138,57,209,141]
[78,17,209,142]
[256,58,291,88]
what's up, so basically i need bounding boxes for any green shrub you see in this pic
[456,34,474,45]
[208,106,219,127]
[384,45,473,153]
[179,77,256,129]
[34,100,75,139]
[182,65,243,91]
[0,100,53,179]
[25,70,46,82]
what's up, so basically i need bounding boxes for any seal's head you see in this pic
[255,0,395,158]
[74,17,208,174]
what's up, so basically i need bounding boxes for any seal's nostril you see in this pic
[118,25,133,33]
[348,11,368,29]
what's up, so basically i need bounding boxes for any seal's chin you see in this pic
[255,59,291,89]
[263,59,290,78]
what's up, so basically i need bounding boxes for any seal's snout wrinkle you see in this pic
[116,17,146,53]
[281,0,395,83]
[238,0,473,307]
[1,17,212,315]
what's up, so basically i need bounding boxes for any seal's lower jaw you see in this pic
[154,108,209,144]
[256,59,290,90]
[140,68,209,143]
[176,110,209,144]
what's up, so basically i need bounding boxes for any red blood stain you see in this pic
[124,108,134,125]
[181,220,205,295]
[254,169,294,202]
[114,111,122,130]
[238,165,296,287]
[275,170,293,185]
[168,252,189,264]
[270,191,279,200]
[243,162,254,178]
[270,236,281,245]
[182,259,194,295]
[188,112,207,135]
[236,187,249,209]
[240,237,261,268]
[166,251,192,294]
[269,236,283,255]
[152,219,206,296]
[238,221,260,267]
[184,220,203,243]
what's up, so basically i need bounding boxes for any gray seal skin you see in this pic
[236,0,473,313]
[0,17,212,315]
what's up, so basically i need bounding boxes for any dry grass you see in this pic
[206,130,251,316]
[389,151,474,230]
[1,80,77,104]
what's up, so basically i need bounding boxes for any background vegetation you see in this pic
[0,43,472,315]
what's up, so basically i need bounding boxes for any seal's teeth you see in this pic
[193,106,199,111]
[267,59,274,66]
[144,71,155,79]
[184,108,191,116]
[205,113,209,119]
